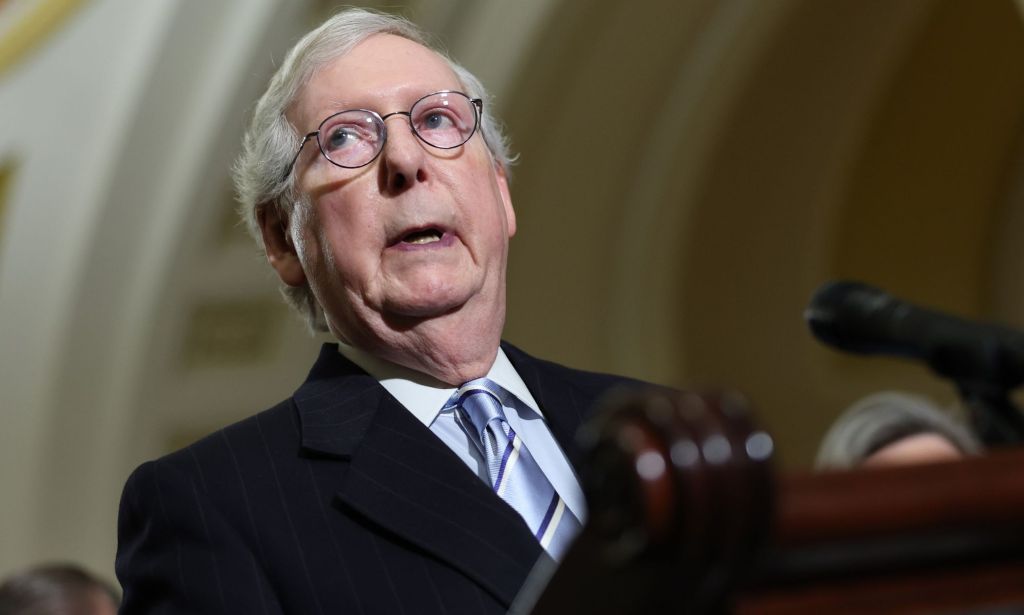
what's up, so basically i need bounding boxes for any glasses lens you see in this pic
[410,92,479,149]
[318,111,383,168]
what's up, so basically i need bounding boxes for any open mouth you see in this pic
[400,227,444,245]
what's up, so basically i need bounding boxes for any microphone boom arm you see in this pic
[806,280,1024,447]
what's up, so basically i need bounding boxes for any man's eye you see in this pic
[325,127,363,151]
[418,111,456,131]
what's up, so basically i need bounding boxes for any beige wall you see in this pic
[503,0,1024,466]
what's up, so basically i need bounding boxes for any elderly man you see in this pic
[116,8,646,614]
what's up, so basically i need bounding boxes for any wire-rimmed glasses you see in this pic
[282,90,483,181]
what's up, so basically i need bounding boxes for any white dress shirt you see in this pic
[337,342,587,524]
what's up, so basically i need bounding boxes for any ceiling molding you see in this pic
[0,0,86,79]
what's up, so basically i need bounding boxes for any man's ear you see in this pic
[495,163,516,237]
[257,203,306,287]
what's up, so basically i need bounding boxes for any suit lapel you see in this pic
[293,344,542,607]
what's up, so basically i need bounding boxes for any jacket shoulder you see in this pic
[148,397,298,484]
[500,340,658,392]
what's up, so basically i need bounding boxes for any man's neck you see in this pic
[332,309,505,386]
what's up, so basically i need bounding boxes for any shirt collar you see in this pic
[336,342,542,427]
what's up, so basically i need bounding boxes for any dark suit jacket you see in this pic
[116,342,644,614]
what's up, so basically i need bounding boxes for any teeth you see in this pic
[403,229,442,244]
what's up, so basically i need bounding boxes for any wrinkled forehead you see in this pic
[289,34,464,131]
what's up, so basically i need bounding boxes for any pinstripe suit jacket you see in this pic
[115,342,641,614]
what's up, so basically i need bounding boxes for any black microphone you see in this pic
[805,280,1024,389]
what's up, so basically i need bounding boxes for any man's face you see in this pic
[285,34,516,347]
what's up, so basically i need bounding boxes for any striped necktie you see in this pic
[450,378,581,560]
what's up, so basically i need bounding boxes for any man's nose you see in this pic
[380,113,427,192]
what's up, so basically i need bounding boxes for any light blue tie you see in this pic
[449,378,581,560]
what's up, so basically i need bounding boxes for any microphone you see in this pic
[805,281,1024,389]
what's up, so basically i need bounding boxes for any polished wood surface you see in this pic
[520,389,1024,614]
[741,449,1024,614]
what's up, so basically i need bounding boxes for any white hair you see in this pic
[233,8,514,332]
[815,391,982,470]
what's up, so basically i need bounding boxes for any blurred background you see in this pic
[3,0,1024,587]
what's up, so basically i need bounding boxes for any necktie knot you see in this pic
[453,378,508,442]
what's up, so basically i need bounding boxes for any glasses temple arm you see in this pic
[280,132,318,182]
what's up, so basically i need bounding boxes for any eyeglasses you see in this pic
[282,90,483,181]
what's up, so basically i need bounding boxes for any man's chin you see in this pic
[381,294,469,322]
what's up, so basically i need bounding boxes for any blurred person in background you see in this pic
[815,391,982,470]
[0,564,118,615]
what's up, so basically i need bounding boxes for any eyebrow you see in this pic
[319,85,460,116]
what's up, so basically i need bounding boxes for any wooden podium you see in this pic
[516,389,1024,614]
